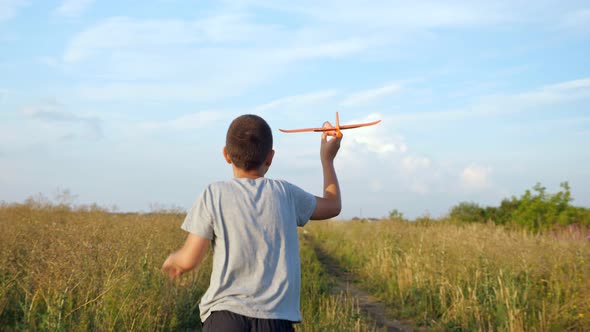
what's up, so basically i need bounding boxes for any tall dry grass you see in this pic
[307,219,590,331]
[0,203,209,330]
[0,202,378,331]
[297,238,378,331]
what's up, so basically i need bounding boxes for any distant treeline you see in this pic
[6,183,590,233]
[448,182,590,231]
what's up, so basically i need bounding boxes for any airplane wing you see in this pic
[338,120,381,129]
[279,127,333,133]
[279,119,381,133]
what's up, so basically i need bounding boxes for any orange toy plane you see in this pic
[279,112,381,138]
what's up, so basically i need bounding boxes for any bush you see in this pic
[449,202,486,223]
[449,182,590,232]
[388,209,405,221]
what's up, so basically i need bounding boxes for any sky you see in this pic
[1,0,589,219]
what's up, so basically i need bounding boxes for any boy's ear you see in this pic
[265,149,275,167]
[222,147,232,164]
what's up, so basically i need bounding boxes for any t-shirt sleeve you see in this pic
[181,187,214,240]
[286,182,317,227]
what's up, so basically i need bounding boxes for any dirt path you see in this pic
[305,237,413,332]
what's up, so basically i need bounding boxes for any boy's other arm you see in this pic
[162,233,210,280]
[311,130,342,220]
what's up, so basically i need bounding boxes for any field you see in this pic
[1,202,589,331]
[307,220,590,330]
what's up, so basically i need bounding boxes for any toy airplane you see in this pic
[279,112,381,138]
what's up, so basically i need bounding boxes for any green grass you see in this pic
[0,203,377,331]
[306,219,590,331]
[297,239,378,331]
[5,201,587,331]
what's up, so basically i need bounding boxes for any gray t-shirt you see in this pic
[181,177,317,323]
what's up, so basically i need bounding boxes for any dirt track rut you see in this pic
[305,237,413,332]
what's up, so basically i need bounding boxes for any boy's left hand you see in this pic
[162,254,183,280]
[161,233,210,280]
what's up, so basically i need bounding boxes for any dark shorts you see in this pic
[203,310,295,332]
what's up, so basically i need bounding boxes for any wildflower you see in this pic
[586,234,590,240]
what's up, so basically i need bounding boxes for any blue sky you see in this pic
[1,0,589,219]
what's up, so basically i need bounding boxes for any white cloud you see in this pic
[229,0,590,33]
[559,8,590,31]
[63,17,198,62]
[140,111,227,130]
[507,78,590,106]
[77,83,224,102]
[0,88,12,103]
[543,78,590,91]
[228,1,512,29]
[408,182,430,195]
[340,113,406,158]
[53,0,95,18]
[63,15,281,63]
[399,154,459,195]
[391,77,590,123]
[20,100,102,139]
[0,0,28,22]
[340,83,402,107]
[273,38,371,61]
[61,14,372,102]
[401,155,432,173]
[37,56,60,68]
[369,178,384,192]
[460,164,492,191]
[350,134,402,156]
[197,13,285,44]
[255,90,338,112]
[63,2,582,104]
[74,55,284,102]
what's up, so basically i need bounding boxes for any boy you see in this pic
[162,114,342,331]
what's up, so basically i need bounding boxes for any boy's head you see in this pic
[224,114,273,171]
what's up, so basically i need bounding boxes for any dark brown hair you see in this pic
[225,114,273,170]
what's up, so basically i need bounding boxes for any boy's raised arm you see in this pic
[311,128,342,220]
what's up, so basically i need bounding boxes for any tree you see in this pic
[388,209,404,221]
[510,182,575,231]
[449,202,486,223]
